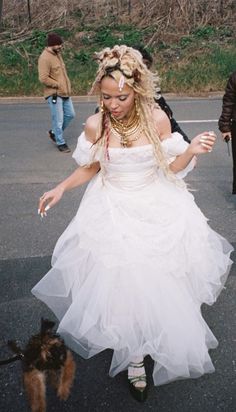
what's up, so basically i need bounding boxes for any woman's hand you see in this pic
[37,163,101,218]
[38,186,64,218]
[188,131,216,155]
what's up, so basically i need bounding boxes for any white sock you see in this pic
[130,356,143,364]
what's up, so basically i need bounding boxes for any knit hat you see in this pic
[47,32,63,47]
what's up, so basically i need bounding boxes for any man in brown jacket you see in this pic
[218,70,236,194]
[38,33,75,153]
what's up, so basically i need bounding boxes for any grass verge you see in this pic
[0,25,235,96]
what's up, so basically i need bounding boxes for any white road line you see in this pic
[83,120,218,125]
[179,119,218,123]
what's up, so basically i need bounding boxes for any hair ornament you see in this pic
[90,45,159,99]
[118,75,125,91]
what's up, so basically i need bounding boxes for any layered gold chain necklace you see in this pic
[109,107,143,148]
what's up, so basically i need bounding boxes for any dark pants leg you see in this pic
[231,121,236,193]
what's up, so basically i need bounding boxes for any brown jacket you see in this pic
[218,71,236,133]
[38,48,71,98]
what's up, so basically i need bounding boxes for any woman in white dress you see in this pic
[33,45,233,402]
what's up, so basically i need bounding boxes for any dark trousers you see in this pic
[231,121,236,193]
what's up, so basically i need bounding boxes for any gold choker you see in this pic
[109,108,143,148]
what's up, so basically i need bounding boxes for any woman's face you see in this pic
[100,76,135,121]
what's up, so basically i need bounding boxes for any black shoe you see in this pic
[129,380,148,402]
[128,361,148,403]
[48,129,56,143]
[58,144,71,153]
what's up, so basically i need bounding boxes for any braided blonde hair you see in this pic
[89,45,171,176]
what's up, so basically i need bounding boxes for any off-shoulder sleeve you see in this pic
[72,132,96,166]
[161,132,196,179]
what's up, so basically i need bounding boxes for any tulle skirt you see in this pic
[32,172,233,385]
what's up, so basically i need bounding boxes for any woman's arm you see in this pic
[38,115,101,216]
[152,108,216,174]
[58,163,100,192]
[38,162,100,216]
[169,132,216,174]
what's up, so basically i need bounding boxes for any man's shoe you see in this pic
[58,144,71,153]
[48,130,56,143]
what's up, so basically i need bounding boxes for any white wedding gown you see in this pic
[32,132,233,386]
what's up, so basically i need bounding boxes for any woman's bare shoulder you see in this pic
[84,113,100,143]
[152,107,171,140]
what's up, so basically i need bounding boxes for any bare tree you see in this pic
[128,0,131,16]
[0,0,235,43]
[0,0,3,28]
[27,0,31,23]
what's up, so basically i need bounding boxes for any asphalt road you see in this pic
[0,97,235,412]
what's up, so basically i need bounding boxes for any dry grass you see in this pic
[0,1,235,96]
[1,0,235,44]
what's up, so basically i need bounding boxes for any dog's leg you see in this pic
[48,369,58,390]
[24,369,46,412]
[57,350,76,401]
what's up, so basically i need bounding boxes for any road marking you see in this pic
[179,119,218,123]
[82,120,218,126]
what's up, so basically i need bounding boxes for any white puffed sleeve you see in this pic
[161,132,196,179]
[72,132,96,166]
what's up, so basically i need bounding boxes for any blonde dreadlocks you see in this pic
[89,45,172,177]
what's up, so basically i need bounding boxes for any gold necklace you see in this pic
[109,108,143,148]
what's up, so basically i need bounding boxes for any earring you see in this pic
[100,100,105,114]
[135,98,140,117]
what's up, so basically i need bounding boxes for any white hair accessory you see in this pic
[118,75,125,91]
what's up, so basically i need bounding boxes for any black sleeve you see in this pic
[218,72,236,132]
[155,95,173,119]
[155,92,190,142]
[170,118,190,143]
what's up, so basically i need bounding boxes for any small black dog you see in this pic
[1,318,76,412]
